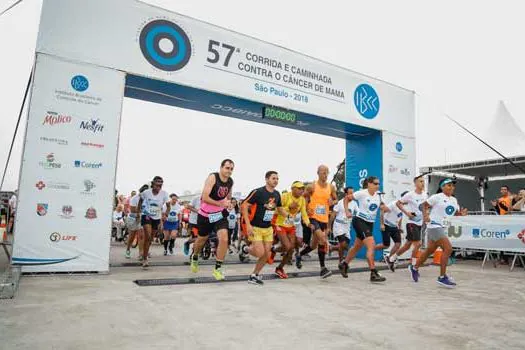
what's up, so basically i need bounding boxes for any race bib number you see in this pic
[149,206,160,217]
[263,210,275,222]
[315,205,326,216]
[208,212,223,223]
[294,215,302,224]
[284,216,295,226]
[167,213,178,222]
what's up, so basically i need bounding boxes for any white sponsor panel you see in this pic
[37,0,414,137]
[448,216,525,253]
[382,131,416,204]
[12,54,124,272]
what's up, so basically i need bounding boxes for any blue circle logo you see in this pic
[369,203,378,211]
[71,75,89,92]
[445,205,456,215]
[396,142,403,152]
[354,84,380,119]
[139,20,191,72]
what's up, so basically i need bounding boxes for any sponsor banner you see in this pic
[381,131,416,204]
[448,216,525,253]
[346,132,384,261]
[12,54,124,272]
[37,0,415,137]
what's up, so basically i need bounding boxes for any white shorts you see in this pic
[125,216,142,231]
[295,224,303,239]
[333,222,350,238]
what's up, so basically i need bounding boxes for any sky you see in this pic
[0,0,524,196]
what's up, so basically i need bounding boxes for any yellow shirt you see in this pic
[275,192,310,228]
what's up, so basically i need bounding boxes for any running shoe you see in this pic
[248,274,264,286]
[437,275,456,288]
[125,250,131,259]
[267,251,276,265]
[320,267,332,279]
[142,259,149,269]
[213,267,225,281]
[409,264,419,282]
[138,256,144,262]
[228,248,234,255]
[148,253,151,258]
[275,268,288,279]
[190,258,199,273]
[338,262,348,278]
[370,270,386,283]
[163,250,168,256]
[183,241,190,256]
[384,255,395,272]
[169,247,174,255]
[295,255,302,269]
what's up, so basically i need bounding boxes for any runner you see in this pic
[190,159,234,280]
[409,178,468,287]
[112,204,126,241]
[329,187,358,263]
[180,205,190,236]
[375,193,406,272]
[387,176,428,270]
[162,194,182,256]
[137,176,169,268]
[183,195,201,256]
[8,190,17,234]
[338,176,387,282]
[272,181,310,278]
[242,171,286,285]
[296,165,338,278]
[226,199,241,254]
[125,184,148,259]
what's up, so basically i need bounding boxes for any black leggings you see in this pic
[228,226,238,245]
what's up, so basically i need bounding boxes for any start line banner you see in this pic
[447,215,525,253]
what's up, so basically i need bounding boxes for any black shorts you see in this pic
[141,216,161,230]
[381,225,401,247]
[197,214,229,237]
[352,217,374,241]
[406,223,422,241]
[310,219,328,232]
[336,235,350,244]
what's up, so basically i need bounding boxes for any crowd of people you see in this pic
[116,158,470,288]
[491,185,525,214]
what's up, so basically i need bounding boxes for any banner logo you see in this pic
[448,225,462,238]
[80,119,104,133]
[71,75,89,92]
[85,207,97,219]
[354,84,379,119]
[39,153,62,169]
[139,20,192,71]
[37,203,48,216]
[396,142,403,152]
[472,228,510,239]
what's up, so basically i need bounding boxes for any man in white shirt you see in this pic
[390,176,428,266]
[137,176,170,268]
[113,204,126,241]
[329,186,358,263]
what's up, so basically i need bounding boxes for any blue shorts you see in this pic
[163,220,179,231]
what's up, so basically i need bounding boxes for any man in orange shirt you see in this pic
[296,165,338,279]
[491,185,512,215]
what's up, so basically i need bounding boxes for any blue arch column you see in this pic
[345,131,384,261]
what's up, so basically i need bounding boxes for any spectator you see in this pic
[491,185,512,215]
[8,190,17,234]
[113,204,126,241]
[124,191,136,215]
[512,188,525,212]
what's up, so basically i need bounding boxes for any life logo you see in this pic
[71,75,89,92]
[445,205,456,215]
[368,203,378,212]
[354,84,380,119]
[139,19,192,71]
[396,142,403,152]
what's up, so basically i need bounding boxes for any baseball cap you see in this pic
[291,181,305,189]
[439,178,457,188]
